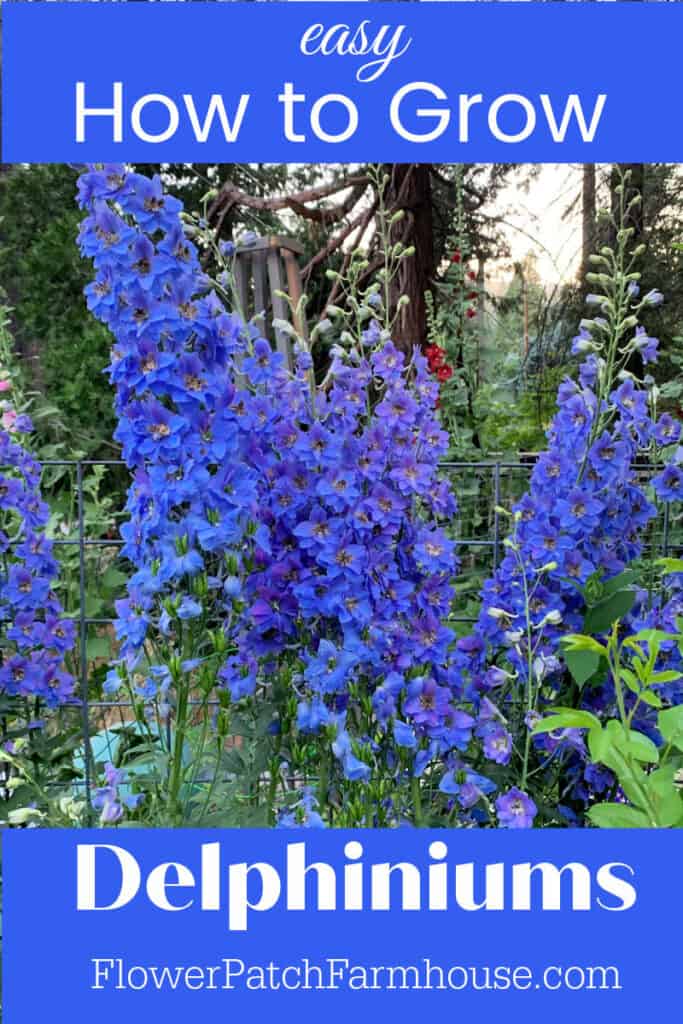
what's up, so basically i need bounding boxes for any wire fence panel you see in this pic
[18,458,683,800]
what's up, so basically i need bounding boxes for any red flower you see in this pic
[468,291,478,300]
[466,307,476,319]
[468,270,477,281]
[451,250,462,264]
[437,364,453,382]
[425,344,446,370]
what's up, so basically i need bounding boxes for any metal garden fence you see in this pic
[9,457,683,802]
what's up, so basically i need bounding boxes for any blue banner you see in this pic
[3,1,683,162]
[3,827,682,1022]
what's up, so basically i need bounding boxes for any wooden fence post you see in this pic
[233,236,308,371]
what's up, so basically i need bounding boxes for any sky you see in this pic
[494,164,583,287]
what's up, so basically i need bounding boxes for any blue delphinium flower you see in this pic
[495,787,537,829]
[276,787,326,829]
[92,762,144,825]
[653,463,683,502]
[0,383,75,706]
[77,165,262,690]
[78,166,470,800]
[455,269,682,809]
[632,326,659,364]
[439,761,497,810]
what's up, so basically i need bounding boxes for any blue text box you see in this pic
[3,827,683,1022]
[3,2,683,162]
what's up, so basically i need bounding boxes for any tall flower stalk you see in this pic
[77,165,470,826]
[456,171,682,821]
[0,313,76,710]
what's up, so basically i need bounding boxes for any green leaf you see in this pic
[220,749,246,774]
[1,785,38,813]
[646,767,683,827]
[622,730,659,764]
[532,709,601,734]
[628,629,678,648]
[561,634,608,657]
[650,670,683,685]
[101,566,129,590]
[588,726,611,764]
[658,706,683,752]
[587,803,650,828]
[619,667,641,696]
[601,570,637,598]
[602,720,659,763]
[84,596,105,618]
[656,558,683,575]
[584,588,636,634]
[638,688,663,710]
[87,635,112,661]
[565,649,602,687]
[621,640,645,660]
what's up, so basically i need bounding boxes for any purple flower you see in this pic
[495,787,537,829]
[0,391,75,707]
[653,414,681,447]
[653,464,683,502]
[632,326,659,364]
[304,639,358,695]
[481,724,513,765]
[92,762,143,825]
[393,719,417,749]
[571,326,593,355]
[403,677,453,730]
[277,788,326,829]
[440,765,496,809]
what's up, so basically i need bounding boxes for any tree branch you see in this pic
[208,175,371,225]
[302,198,378,281]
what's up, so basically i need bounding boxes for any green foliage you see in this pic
[41,461,124,676]
[0,165,115,451]
[582,569,638,635]
[0,708,85,827]
[541,624,683,828]
[426,175,569,461]
[638,167,683,392]
[474,377,560,455]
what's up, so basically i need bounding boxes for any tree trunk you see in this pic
[386,164,435,351]
[581,164,596,289]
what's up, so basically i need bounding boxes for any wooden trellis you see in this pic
[232,236,308,371]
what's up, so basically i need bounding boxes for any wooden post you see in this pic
[233,236,308,372]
